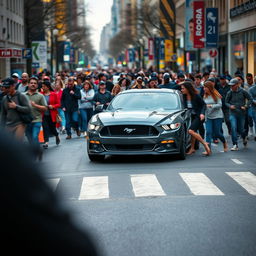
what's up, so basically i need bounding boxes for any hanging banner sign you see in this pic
[206,8,218,48]
[164,39,173,62]
[148,38,154,60]
[185,0,195,51]
[193,1,205,48]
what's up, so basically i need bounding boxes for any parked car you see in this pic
[87,89,191,161]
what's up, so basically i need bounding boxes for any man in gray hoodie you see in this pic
[225,78,252,150]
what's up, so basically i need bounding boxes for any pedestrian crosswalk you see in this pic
[46,171,256,200]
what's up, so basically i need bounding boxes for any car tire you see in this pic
[88,154,105,162]
[177,130,186,160]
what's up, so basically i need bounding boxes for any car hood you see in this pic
[96,110,180,126]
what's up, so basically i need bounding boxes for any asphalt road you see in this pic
[41,133,256,256]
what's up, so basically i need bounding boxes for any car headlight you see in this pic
[161,123,181,131]
[88,123,102,131]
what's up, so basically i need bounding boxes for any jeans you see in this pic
[58,108,66,128]
[229,113,246,145]
[64,111,79,136]
[205,118,226,147]
[79,108,94,132]
[26,122,42,145]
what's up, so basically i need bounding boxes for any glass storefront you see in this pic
[231,29,256,76]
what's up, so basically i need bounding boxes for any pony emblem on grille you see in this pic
[124,128,136,134]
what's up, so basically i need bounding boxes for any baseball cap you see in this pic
[12,73,19,78]
[228,78,239,86]
[207,77,215,83]
[2,78,15,87]
[163,73,170,79]
[136,76,143,80]
[99,81,106,85]
[219,75,226,80]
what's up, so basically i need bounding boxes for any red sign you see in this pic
[193,1,205,48]
[0,48,22,58]
[148,38,154,60]
[209,48,218,58]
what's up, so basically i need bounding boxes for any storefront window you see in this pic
[231,32,245,76]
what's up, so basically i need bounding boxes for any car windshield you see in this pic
[108,92,180,111]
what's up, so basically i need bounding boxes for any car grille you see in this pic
[100,125,159,137]
[103,144,155,151]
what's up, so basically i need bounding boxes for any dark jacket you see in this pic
[225,87,252,115]
[218,83,230,110]
[159,82,180,90]
[0,91,31,127]
[93,90,112,109]
[61,86,81,112]
[183,94,206,116]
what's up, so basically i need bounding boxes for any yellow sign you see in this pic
[165,40,173,62]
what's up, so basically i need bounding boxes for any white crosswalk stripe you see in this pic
[47,178,60,191]
[226,172,256,195]
[48,171,256,200]
[130,174,166,197]
[78,176,109,200]
[231,159,243,165]
[179,173,224,195]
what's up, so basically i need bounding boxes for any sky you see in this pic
[86,0,113,52]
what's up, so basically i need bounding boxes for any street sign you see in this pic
[22,48,32,59]
[32,41,47,68]
[32,63,40,68]
[209,48,218,58]
[193,1,205,48]
[206,8,219,48]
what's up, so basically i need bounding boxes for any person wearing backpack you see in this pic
[0,78,31,141]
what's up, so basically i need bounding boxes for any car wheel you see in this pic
[177,131,186,160]
[88,154,105,162]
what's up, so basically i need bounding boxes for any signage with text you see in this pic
[148,38,154,60]
[206,8,218,48]
[0,48,22,58]
[193,1,205,48]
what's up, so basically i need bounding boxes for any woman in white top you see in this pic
[79,81,95,136]
[203,81,228,152]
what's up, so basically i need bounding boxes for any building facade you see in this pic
[0,0,25,78]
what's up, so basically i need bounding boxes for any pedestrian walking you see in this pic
[0,78,31,141]
[203,81,228,152]
[41,81,61,148]
[79,81,95,136]
[25,77,47,146]
[61,77,81,139]
[225,78,253,150]
[180,81,211,156]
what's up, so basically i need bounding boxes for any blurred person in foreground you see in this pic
[0,130,99,255]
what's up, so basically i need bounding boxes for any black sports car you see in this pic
[87,89,191,161]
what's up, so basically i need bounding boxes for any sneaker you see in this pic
[76,130,81,137]
[230,144,238,151]
[243,136,248,147]
[66,135,72,140]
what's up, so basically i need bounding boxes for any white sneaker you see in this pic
[248,127,254,137]
[230,144,239,151]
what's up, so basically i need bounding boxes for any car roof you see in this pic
[120,89,180,95]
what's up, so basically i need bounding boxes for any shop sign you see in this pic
[32,41,47,68]
[0,48,22,58]
[165,39,173,62]
[206,8,218,48]
[230,0,256,18]
[193,1,205,48]
[209,48,218,58]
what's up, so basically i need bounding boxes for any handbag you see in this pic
[17,93,34,124]
[56,113,62,123]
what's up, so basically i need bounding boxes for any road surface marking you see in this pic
[226,172,256,195]
[79,176,109,200]
[47,178,60,191]
[130,174,166,197]
[179,173,224,195]
[231,159,243,165]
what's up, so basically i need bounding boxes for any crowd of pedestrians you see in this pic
[0,67,255,157]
